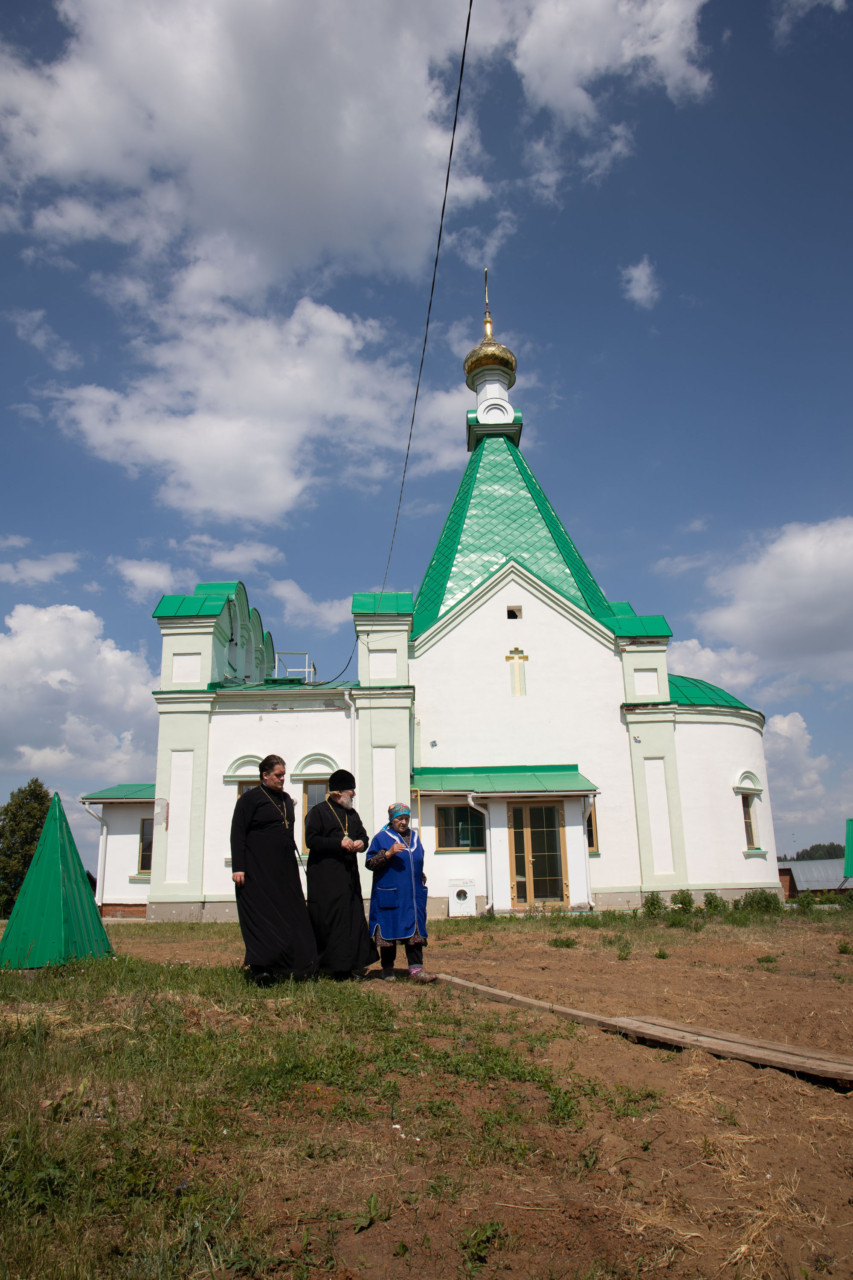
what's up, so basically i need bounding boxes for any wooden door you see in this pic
[508,803,568,908]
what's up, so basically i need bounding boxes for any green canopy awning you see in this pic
[0,793,112,970]
[411,765,596,794]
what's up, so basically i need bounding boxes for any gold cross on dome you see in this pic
[505,647,528,697]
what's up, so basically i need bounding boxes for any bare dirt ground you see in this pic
[3,916,853,1277]
[91,917,853,1277]
[106,916,853,1054]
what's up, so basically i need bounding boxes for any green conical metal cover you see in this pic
[0,793,112,969]
[412,435,611,638]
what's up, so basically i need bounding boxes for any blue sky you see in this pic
[0,0,850,865]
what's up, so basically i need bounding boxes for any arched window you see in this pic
[223,755,263,797]
[291,754,340,852]
[733,772,763,852]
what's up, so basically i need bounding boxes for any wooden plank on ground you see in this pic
[435,973,853,1085]
[629,1016,853,1068]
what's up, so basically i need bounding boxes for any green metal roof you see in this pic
[205,678,360,691]
[0,793,112,968]
[81,784,155,802]
[152,581,240,619]
[667,674,755,712]
[352,592,414,615]
[606,615,672,638]
[411,435,671,640]
[412,764,597,793]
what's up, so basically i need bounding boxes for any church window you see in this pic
[585,802,599,855]
[302,781,327,856]
[742,794,758,849]
[238,781,259,798]
[507,606,522,620]
[505,647,528,696]
[436,805,486,851]
[138,819,153,874]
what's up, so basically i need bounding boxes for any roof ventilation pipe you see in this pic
[467,793,493,915]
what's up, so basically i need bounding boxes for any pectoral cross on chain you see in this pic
[505,647,528,697]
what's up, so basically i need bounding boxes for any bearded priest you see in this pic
[305,770,379,980]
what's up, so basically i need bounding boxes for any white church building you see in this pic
[83,311,780,919]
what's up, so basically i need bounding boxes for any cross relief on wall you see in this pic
[505,647,528,697]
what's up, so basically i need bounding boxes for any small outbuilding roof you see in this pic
[81,784,155,803]
[780,859,847,891]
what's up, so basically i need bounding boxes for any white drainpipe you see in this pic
[343,688,357,775]
[467,793,493,914]
[580,795,595,908]
[82,802,107,908]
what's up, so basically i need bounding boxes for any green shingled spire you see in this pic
[412,435,613,638]
[0,793,112,969]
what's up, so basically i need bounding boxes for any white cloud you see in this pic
[108,557,194,603]
[579,123,634,183]
[268,579,353,634]
[510,0,710,127]
[697,517,853,682]
[667,638,762,694]
[0,0,491,283]
[0,551,81,585]
[763,712,831,826]
[685,518,708,533]
[621,255,662,309]
[179,535,283,575]
[447,211,518,270]
[653,552,712,576]
[0,0,713,282]
[0,535,30,550]
[54,290,420,524]
[772,0,847,42]
[5,308,81,370]
[0,0,718,519]
[0,603,157,782]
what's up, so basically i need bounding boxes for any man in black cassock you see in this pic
[230,753,319,986]
[305,769,378,980]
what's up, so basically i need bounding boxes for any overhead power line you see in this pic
[316,0,475,686]
[377,0,475,601]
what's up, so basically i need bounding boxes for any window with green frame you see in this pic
[436,805,486,851]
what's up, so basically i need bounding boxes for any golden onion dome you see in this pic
[463,303,517,391]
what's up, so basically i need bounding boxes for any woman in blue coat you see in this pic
[365,803,436,983]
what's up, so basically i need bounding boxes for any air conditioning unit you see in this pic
[448,878,477,917]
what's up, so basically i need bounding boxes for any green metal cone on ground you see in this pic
[0,792,112,969]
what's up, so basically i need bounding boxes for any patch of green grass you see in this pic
[1,955,658,1276]
[757,955,778,965]
[617,940,632,961]
[838,941,853,955]
[548,935,579,949]
[654,949,669,960]
[458,1219,506,1275]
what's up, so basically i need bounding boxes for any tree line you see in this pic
[777,842,845,863]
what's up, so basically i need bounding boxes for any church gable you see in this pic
[412,435,610,638]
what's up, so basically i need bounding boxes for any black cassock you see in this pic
[305,799,378,974]
[230,785,318,978]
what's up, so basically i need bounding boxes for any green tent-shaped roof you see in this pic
[412,435,671,640]
[0,793,112,970]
